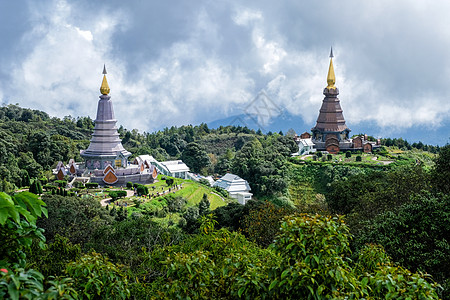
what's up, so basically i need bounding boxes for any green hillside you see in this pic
[1,104,449,299]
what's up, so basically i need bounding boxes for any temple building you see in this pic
[295,49,380,155]
[80,65,131,170]
[61,66,158,185]
[310,48,352,154]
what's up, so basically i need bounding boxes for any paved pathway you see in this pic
[100,189,134,206]
[100,186,184,207]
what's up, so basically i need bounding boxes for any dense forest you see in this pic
[1,103,449,299]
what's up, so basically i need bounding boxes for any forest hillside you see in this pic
[0,103,449,299]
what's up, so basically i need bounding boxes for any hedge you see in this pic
[85,182,99,189]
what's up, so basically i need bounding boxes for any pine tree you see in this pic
[37,180,43,195]
[199,193,210,216]
[29,179,37,194]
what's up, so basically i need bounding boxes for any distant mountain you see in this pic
[207,111,450,146]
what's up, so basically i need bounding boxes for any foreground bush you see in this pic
[150,214,439,299]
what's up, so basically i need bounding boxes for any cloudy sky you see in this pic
[1,0,449,135]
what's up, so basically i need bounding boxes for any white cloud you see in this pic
[232,8,262,26]
[0,0,449,137]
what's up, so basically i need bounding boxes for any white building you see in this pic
[213,173,252,204]
[297,138,316,155]
[134,155,190,179]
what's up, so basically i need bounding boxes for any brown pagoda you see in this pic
[311,49,351,154]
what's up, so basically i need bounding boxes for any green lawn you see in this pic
[115,177,229,216]
[171,181,228,210]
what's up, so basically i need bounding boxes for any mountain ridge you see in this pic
[206,111,450,146]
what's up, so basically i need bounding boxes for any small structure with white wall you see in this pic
[213,173,252,203]
[297,138,316,155]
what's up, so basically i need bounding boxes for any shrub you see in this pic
[85,182,99,189]
[126,182,133,189]
[136,185,148,196]
[356,155,362,162]
[327,154,332,161]
[346,151,352,158]
[109,190,127,201]
[317,151,323,158]
[213,186,228,198]
[65,252,130,299]
[166,195,187,213]
[73,181,85,188]
[312,155,317,161]
[54,180,67,187]
[198,178,210,187]
[166,178,174,186]
[39,176,48,185]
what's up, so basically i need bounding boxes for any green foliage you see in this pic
[355,245,440,299]
[327,165,430,221]
[54,180,67,187]
[135,184,148,196]
[0,192,47,266]
[198,193,210,216]
[242,201,294,247]
[151,214,439,299]
[432,144,450,194]
[232,137,291,197]
[198,178,210,187]
[126,181,133,189]
[181,206,200,233]
[213,202,245,231]
[268,214,357,298]
[37,195,113,246]
[198,213,218,235]
[0,267,46,299]
[327,154,332,161]
[181,142,211,174]
[165,178,174,186]
[84,182,98,189]
[356,155,362,161]
[153,228,278,299]
[66,252,130,299]
[165,194,186,213]
[355,192,450,297]
[213,186,228,198]
[346,151,351,158]
[29,234,82,278]
[87,216,184,270]
[109,190,127,201]
[0,191,78,299]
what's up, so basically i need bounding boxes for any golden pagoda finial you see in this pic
[100,64,110,95]
[326,47,336,89]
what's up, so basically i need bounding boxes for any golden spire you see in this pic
[326,47,336,89]
[100,64,110,95]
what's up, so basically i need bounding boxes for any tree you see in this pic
[151,214,439,299]
[355,192,450,297]
[181,206,200,234]
[232,138,290,197]
[181,142,211,174]
[66,252,130,299]
[198,193,210,216]
[286,128,296,137]
[214,148,234,174]
[432,144,450,194]
[241,201,294,247]
[37,195,113,245]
